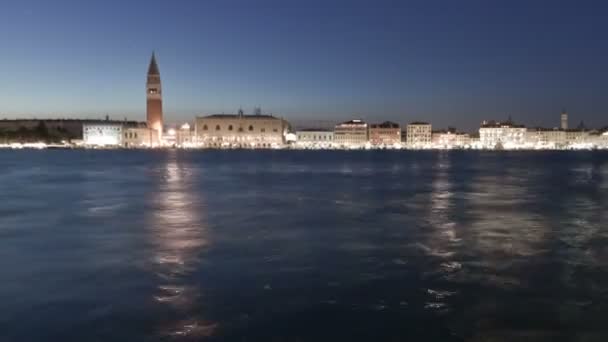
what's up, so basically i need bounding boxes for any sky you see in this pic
[0,0,607,131]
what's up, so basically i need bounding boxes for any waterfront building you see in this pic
[123,127,159,147]
[146,53,163,141]
[479,120,526,149]
[333,119,368,147]
[195,110,288,148]
[295,129,334,148]
[83,123,124,147]
[369,121,401,147]
[565,129,590,145]
[525,128,566,148]
[176,123,194,147]
[406,122,432,147]
[431,130,470,148]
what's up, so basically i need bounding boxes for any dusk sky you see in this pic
[1,0,607,131]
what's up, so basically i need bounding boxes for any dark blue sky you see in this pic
[1,0,607,130]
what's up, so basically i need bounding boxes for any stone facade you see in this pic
[406,122,432,146]
[123,127,159,147]
[479,121,526,149]
[369,121,401,146]
[296,130,334,147]
[195,112,288,148]
[333,120,368,147]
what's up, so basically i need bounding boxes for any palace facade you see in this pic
[195,110,288,148]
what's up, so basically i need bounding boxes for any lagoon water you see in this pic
[1,150,608,341]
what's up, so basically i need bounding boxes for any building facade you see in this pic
[431,130,470,148]
[195,111,288,148]
[525,128,566,148]
[479,121,527,149]
[146,53,163,141]
[406,122,432,146]
[123,127,159,147]
[83,123,124,146]
[565,129,590,145]
[295,130,334,147]
[333,119,368,147]
[369,121,401,146]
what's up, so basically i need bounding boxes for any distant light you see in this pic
[181,123,191,130]
[168,129,176,136]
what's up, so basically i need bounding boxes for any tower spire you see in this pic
[148,51,160,75]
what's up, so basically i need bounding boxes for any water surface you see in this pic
[1,150,607,341]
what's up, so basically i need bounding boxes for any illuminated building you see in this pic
[369,121,401,146]
[525,128,566,148]
[123,127,159,147]
[406,122,432,147]
[333,119,368,147]
[83,123,124,146]
[431,130,470,148]
[478,120,526,149]
[176,123,194,147]
[195,109,288,148]
[146,52,163,141]
[295,129,334,148]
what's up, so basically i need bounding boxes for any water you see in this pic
[1,150,608,341]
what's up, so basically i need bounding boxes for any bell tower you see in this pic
[146,52,163,140]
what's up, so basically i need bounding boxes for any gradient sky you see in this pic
[1,0,607,131]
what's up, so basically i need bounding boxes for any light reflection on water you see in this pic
[146,152,217,339]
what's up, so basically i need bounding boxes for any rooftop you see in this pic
[370,121,399,129]
[337,119,367,126]
[298,128,333,132]
[198,114,279,119]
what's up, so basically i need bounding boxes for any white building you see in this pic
[83,123,124,147]
[176,123,194,147]
[431,130,470,149]
[295,130,334,148]
[195,110,289,148]
[525,128,566,148]
[123,127,159,147]
[406,122,432,147]
[333,119,368,147]
[479,120,526,149]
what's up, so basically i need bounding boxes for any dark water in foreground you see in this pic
[1,150,608,341]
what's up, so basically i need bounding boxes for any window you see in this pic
[273,128,278,132]
[249,125,253,131]
[216,125,220,131]
[203,125,208,130]
[238,127,243,132]
[261,128,266,133]
[229,125,233,131]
